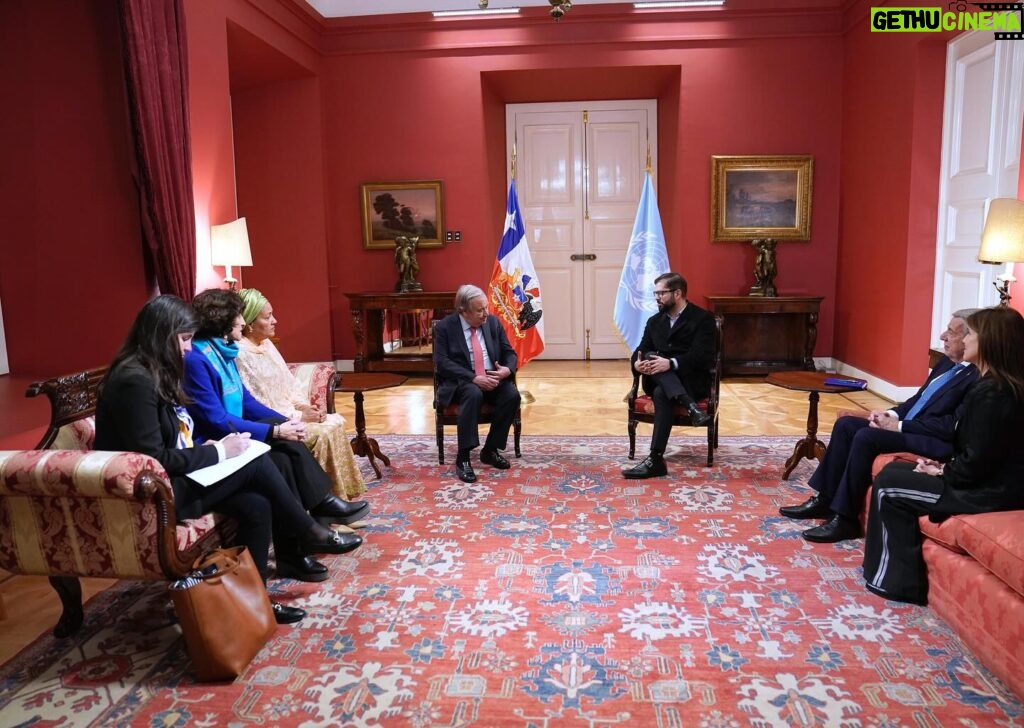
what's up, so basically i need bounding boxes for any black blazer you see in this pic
[941,377,1024,509]
[434,312,518,407]
[893,356,979,442]
[94,362,219,519]
[632,301,716,393]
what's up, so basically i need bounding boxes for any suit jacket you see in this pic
[183,345,286,443]
[633,301,716,396]
[94,362,219,519]
[893,356,979,442]
[434,312,518,408]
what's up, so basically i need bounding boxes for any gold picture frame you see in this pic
[360,180,445,250]
[711,155,813,241]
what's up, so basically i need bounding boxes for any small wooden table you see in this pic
[766,370,861,479]
[337,373,407,479]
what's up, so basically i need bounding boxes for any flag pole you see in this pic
[509,139,536,405]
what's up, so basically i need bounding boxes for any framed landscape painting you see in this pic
[360,180,445,250]
[710,155,813,241]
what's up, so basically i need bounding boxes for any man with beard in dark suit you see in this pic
[434,284,521,483]
[623,272,716,479]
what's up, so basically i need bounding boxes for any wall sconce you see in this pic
[978,198,1024,307]
[210,217,253,291]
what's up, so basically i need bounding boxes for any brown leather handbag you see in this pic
[169,546,277,681]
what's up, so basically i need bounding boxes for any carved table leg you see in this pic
[782,390,827,479]
[348,391,389,479]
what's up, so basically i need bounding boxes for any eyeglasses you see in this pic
[653,289,678,299]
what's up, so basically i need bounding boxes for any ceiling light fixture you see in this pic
[634,0,725,8]
[432,7,520,17]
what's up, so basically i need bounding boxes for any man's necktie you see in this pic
[470,327,486,377]
[904,364,963,421]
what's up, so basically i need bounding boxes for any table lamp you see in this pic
[978,198,1024,307]
[210,217,253,291]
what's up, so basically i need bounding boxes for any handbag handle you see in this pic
[189,546,246,584]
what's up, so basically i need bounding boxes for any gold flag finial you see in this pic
[511,141,517,180]
[645,129,652,173]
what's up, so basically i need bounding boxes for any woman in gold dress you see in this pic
[236,289,367,501]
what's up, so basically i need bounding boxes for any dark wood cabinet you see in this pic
[345,291,456,373]
[705,295,823,376]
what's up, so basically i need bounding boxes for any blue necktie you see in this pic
[904,364,963,421]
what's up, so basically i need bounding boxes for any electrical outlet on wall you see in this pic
[445,231,462,243]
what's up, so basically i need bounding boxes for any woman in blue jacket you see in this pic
[184,289,367,582]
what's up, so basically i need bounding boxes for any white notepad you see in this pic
[186,439,271,487]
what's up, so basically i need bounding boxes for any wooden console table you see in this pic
[705,295,823,376]
[345,291,456,373]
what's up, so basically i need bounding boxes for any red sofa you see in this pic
[871,454,1024,700]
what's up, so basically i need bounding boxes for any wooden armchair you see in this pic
[626,316,723,467]
[431,322,522,465]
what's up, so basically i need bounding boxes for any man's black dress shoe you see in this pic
[623,455,667,479]
[687,403,710,426]
[779,494,832,520]
[865,582,927,606]
[271,602,306,625]
[802,514,861,543]
[310,495,370,526]
[480,449,511,469]
[455,460,477,483]
[276,556,329,583]
[299,530,363,556]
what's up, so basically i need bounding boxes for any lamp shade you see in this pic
[978,198,1024,264]
[210,218,253,267]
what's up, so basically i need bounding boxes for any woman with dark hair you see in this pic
[183,289,367,583]
[864,306,1024,604]
[94,295,359,624]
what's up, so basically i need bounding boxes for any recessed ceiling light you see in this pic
[432,8,521,17]
[634,1,725,8]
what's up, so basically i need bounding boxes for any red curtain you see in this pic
[118,0,196,299]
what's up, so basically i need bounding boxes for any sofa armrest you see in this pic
[287,362,341,414]
[0,449,198,580]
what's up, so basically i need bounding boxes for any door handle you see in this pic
[570,253,597,261]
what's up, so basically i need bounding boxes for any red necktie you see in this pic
[470,327,486,377]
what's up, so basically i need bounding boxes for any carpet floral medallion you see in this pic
[0,436,1021,727]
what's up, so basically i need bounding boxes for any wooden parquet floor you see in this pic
[0,362,891,664]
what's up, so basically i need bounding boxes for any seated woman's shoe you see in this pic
[310,495,370,527]
[271,602,306,625]
[299,524,364,556]
[275,555,329,583]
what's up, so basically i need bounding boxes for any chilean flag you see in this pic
[488,179,544,367]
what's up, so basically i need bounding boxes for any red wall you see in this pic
[837,6,952,383]
[0,0,149,376]
[317,15,843,360]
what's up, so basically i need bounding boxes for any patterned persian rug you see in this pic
[0,435,1021,727]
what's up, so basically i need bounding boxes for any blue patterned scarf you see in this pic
[193,338,244,417]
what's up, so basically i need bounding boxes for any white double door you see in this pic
[507,100,657,359]
[932,31,1023,338]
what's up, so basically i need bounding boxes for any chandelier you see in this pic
[477,0,574,20]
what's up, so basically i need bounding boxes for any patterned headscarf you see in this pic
[239,288,268,326]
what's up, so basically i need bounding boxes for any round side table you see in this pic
[337,373,408,479]
[766,371,863,479]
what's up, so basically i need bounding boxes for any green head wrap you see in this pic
[239,288,268,326]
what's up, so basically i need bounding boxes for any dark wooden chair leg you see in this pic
[49,576,84,638]
[435,415,445,464]
[627,417,637,459]
[706,423,714,466]
[513,411,522,457]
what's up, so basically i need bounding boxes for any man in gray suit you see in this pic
[434,284,520,483]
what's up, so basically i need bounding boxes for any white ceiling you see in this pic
[304,1,624,17]
[303,0,846,18]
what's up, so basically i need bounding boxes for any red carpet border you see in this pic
[0,435,1020,727]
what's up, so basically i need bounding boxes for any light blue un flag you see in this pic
[613,172,670,352]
